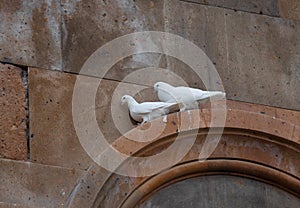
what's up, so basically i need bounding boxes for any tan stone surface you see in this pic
[164,1,300,111]
[95,129,300,207]
[206,100,300,138]
[225,9,300,111]
[0,158,83,208]
[0,63,27,160]
[113,107,300,160]
[29,68,157,169]
[279,0,300,20]
[164,0,228,91]
[65,163,112,208]
[62,0,164,74]
[29,67,300,170]
[29,68,91,170]
[0,1,62,70]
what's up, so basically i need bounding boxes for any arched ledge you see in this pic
[93,129,300,208]
[112,107,300,158]
[122,159,300,208]
[66,101,300,208]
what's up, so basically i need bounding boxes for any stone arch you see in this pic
[67,101,300,208]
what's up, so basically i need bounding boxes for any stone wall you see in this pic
[0,0,299,207]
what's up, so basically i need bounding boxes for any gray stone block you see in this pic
[164,0,300,111]
[225,10,300,110]
[0,0,62,70]
[164,0,228,90]
[184,0,280,16]
[61,0,165,74]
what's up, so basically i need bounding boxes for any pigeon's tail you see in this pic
[196,91,226,101]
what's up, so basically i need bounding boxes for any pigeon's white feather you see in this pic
[121,95,180,123]
[154,82,225,111]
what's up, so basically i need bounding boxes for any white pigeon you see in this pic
[121,95,180,124]
[154,82,226,111]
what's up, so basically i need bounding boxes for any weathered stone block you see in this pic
[225,10,300,110]
[29,68,91,169]
[164,0,228,90]
[279,0,300,21]
[0,63,27,160]
[62,0,164,75]
[185,0,280,16]
[164,1,300,111]
[0,158,83,207]
[0,0,61,70]
[29,68,158,169]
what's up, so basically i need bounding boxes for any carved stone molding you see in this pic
[66,101,300,208]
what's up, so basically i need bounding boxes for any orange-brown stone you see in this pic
[0,63,27,160]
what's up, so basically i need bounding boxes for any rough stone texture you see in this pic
[0,63,27,160]
[185,0,280,16]
[164,0,228,90]
[60,0,300,111]
[226,9,300,110]
[279,0,300,21]
[62,0,164,74]
[139,175,300,208]
[29,68,158,169]
[29,67,300,170]
[0,0,61,70]
[164,1,300,111]
[65,163,112,208]
[94,119,300,207]
[1,0,298,111]
[29,68,91,170]
[0,158,83,207]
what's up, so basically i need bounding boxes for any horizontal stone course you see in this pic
[28,67,300,170]
[1,0,300,111]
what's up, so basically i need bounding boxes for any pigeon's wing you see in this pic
[172,86,198,102]
[131,102,170,115]
[157,89,175,102]
[194,90,225,100]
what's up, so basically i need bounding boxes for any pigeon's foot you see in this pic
[163,115,167,123]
